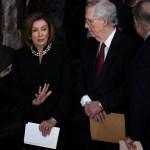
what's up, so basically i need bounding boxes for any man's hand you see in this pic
[84,101,103,117]
[93,111,105,122]
[124,136,137,150]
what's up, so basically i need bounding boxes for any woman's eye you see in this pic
[42,28,47,31]
[32,29,37,32]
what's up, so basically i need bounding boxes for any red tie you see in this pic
[96,43,106,79]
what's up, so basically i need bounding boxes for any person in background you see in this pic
[124,0,139,7]
[0,33,23,149]
[26,0,65,37]
[11,12,73,150]
[64,0,93,63]
[71,0,137,150]
[122,0,143,46]
[124,0,150,150]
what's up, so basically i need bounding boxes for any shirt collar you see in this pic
[144,31,150,41]
[104,28,116,49]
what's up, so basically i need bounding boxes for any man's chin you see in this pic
[90,32,94,37]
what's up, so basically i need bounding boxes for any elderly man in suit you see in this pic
[71,0,137,150]
[125,0,150,150]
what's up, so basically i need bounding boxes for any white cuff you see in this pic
[80,95,91,107]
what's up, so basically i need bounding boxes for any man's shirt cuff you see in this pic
[80,95,91,107]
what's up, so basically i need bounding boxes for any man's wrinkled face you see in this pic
[85,7,105,39]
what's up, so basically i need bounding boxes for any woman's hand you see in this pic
[39,118,57,137]
[32,83,52,105]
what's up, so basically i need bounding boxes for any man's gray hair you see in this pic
[132,0,150,27]
[85,0,118,26]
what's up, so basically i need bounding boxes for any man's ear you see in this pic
[102,17,108,25]
[133,18,139,27]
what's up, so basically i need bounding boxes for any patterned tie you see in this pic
[96,43,106,79]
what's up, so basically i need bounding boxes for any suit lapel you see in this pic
[90,41,99,88]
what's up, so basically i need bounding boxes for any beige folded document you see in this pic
[119,140,143,150]
[90,112,126,143]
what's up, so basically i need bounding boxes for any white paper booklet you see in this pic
[24,122,60,149]
[119,140,143,150]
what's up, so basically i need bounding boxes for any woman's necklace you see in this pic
[31,43,52,56]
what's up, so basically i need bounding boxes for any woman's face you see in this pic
[31,19,49,48]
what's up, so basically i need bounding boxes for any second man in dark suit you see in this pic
[125,0,150,149]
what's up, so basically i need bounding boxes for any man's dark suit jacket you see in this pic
[128,35,150,149]
[71,30,137,150]
[77,31,137,114]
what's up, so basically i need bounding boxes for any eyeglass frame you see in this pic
[85,18,97,25]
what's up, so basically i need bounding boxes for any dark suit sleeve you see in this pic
[76,38,98,100]
[129,44,150,140]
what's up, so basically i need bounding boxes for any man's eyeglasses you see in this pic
[85,18,97,25]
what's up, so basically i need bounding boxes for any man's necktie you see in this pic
[96,43,106,79]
